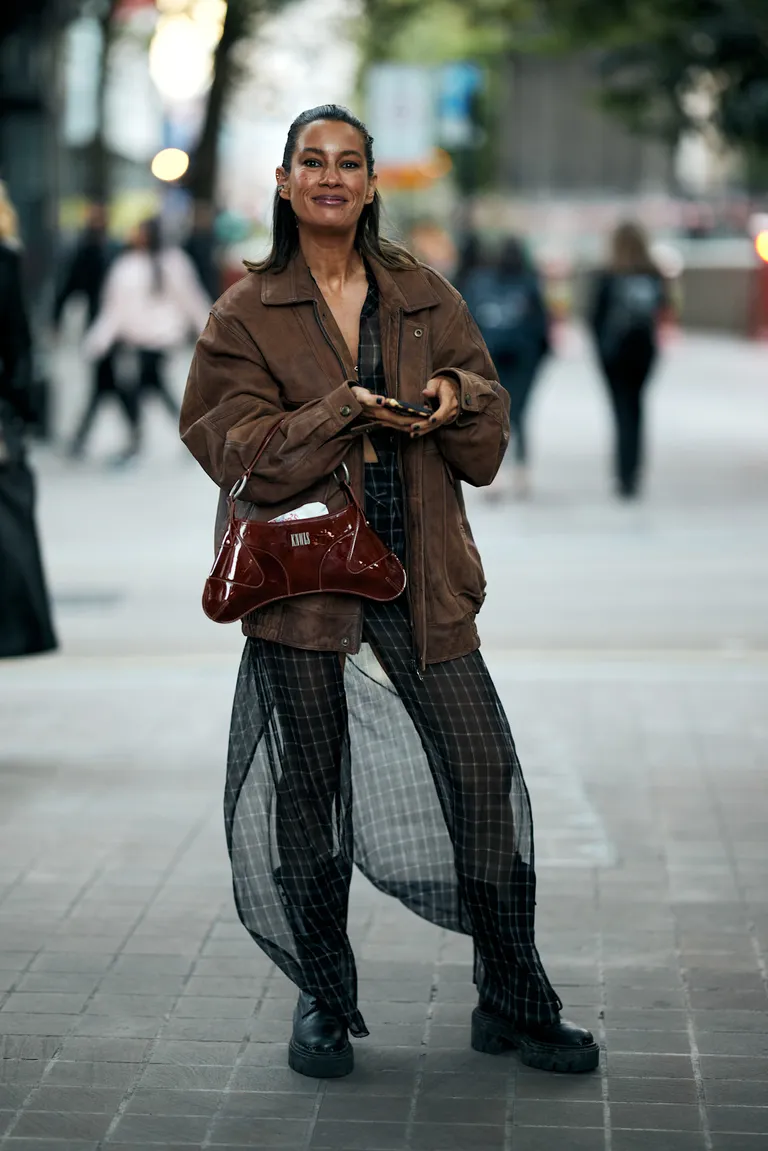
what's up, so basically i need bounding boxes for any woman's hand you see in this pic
[350,386,420,432]
[410,375,459,438]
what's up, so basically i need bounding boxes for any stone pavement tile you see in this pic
[700,1057,768,1080]
[24,1085,125,1112]
[426,1025,469,1049]
[0,1013,77,1036]
[136,1062,232,1090]
[0,1112,14,1136]
[604,1029,691,1054]
[3,990,90,1014]
[708,1107,768,1133]
[3,1142,98,1151]
[500,1131,604,1151]
[85,994,178,1016]
[512,1100,604,1127]
[610,1102,703,1130]
[250,1020,300,1043]
[358,1002,429,1025]
[14,972,101,994]
[694,1011,768,1034]
[44,935,125,954]
[697,1032,768,1057]
[703,1080,768,1106]
[210,1116,313,1145]
[0,1059,48,1085]
[10,1110,114,1139]
[58,1037,151,1062]
[0,1086,27,1109]
[344,1047,421,1075]
[73,1015,162,1039]
[612,1135,707,1151]
[412,1095,506,1125]
[181,976,264,998]
[407,1121,502,1150]
[421,1048,507,1076]
[608,1076,699,1104]
[690,990,768,1011]
[97,974,186,995]
[218,1090,319,1120]
[607,1053,695,1078]
[110,956,196,976]
[606,1009,688,1030]
[124,1087,221,1115]
[29,953,113,975]
[172,995,253,1018]
[0,954,34,970]
[711,1138,768,1150]
[109,1112,211,1143]
[606,987,687,1010]
[160,1016,250,1042]
[194,957,272,978]
[316,1086,414,1122]
[45,1061,140,1088]
[321,1071,415,1098]
[149,1039,241,1065]
[239,1041,290,1067]
[513,1071,602,1100]
[1,1036,62,1061]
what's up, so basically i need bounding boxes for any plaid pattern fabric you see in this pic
[224,272,562,1037]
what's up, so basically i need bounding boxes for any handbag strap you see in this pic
[228,417,287,500]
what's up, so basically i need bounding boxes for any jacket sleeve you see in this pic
[169,249,213,335]
[82,261,121,360]
[431,298,510,487]
[179,308,367,506]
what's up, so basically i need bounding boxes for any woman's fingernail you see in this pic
[429,416,437,423]
[376,397,383,404]
[412,424,421,432]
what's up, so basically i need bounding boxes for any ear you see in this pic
[364,172,378,205]
[275,167,290,198]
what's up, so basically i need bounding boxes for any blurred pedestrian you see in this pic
[181,104,598,1081]
[85,216,210,462]
[589,222,667,499]
[53,202,139,460]
[0,182,57,658]
[460,236,550,498]
[183,200,221,301]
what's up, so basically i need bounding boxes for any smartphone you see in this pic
[381,397,434,419]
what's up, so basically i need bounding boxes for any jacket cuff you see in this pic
[324,381,364,431]
[433,368,483,416]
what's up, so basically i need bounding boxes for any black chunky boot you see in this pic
[471,1004,599,1073]
[288,992,354,1079]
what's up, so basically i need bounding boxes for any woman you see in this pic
[460,236,550,498]
[589,221,667,498]
[180,105,598,1080]
[0,182,57,658]
[85,216,210,461]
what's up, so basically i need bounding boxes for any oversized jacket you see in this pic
[179,250,510,667]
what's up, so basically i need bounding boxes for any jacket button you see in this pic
[464,393,472,404]
[341,637,350,647]
[414,328,423,337]
[340,405,351,417]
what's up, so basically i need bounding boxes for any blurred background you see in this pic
[0,6,767,1143]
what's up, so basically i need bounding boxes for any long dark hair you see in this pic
[610,221,659,275]
[248,104,415,274]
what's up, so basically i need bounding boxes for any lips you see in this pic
[313,196,347,206]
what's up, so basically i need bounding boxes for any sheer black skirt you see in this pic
[225,594,561,1037]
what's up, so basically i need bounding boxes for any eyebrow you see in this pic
[299,146,364,159]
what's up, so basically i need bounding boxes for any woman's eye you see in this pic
[342,161,360,169]
[303,159,320,167]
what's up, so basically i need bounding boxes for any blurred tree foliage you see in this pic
[184,0,291,204]
[362,0,768,163]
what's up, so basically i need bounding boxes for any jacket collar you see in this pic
[260,248,441,314]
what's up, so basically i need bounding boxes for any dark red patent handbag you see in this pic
[202,419,407,623]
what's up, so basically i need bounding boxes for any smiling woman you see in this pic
[180,103,599,1083]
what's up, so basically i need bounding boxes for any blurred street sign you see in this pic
[438,61,483,149]
[366,64,434,167]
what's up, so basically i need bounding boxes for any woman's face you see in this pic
[276,119,376,234]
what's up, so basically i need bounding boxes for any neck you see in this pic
[298,226,363,289]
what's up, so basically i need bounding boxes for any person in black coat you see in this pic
[588,222,668,499]
[459,236,550,498]
[54,202,139,459]
[0,189,57,657]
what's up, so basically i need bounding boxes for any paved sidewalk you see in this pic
[0,330,767,1150]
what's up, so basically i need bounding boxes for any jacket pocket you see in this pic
[423,444,486,621]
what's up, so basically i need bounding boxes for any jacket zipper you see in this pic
[392,308,426,679]
[313,299,363,654]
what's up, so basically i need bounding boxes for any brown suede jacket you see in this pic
[179,250,510,668]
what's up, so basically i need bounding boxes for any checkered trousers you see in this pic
[226,591,562,1037]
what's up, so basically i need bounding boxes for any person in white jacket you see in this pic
[85,216,211,461]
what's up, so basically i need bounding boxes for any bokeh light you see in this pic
[755,231,768,264]
[150,147,190,181]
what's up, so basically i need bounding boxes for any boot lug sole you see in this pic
[288,1037,354,1079]
[471,1008,599,1074]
